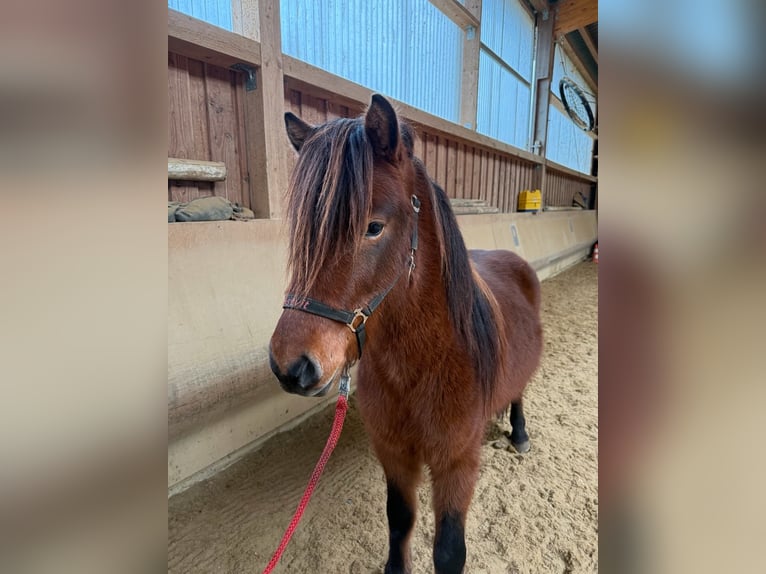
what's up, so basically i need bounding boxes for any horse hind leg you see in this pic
[509,400,531,453]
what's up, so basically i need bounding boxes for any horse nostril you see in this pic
[270,350,323,392]
[287,354,322,390]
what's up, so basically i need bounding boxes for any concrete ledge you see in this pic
[168,211,597,490]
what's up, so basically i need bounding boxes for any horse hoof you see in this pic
[511,439,531,454]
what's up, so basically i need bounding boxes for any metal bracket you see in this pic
[231,63,257,91]
[338,370,351,398]
[466,26,476,40]
[542,9,549,21]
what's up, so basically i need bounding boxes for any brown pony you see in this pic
[269,95,542,574]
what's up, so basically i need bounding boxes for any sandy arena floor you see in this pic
[169,261,598,573]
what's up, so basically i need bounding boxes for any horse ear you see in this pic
[365,94,400,163]
[284,112,313,152]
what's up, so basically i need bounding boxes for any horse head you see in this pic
[269,95,419,396]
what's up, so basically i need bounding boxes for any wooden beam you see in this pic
[559,36,597,93]
[231,0,259,41]
[530,9,556,205]
[531,10,556,158]
[578,27,597,64]
[545,159,597,183]
[554,0,597,36]
[459,0,481,129]
[168,9,261,69]
[246,0,289,219]
[168,158,227,182]
[527,0,550,14]
[428,0,479,29]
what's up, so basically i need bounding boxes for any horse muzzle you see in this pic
[268,351,327,396]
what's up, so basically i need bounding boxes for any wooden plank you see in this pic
[470,147,481,200]
[497,157,506,211]
[545,159,597,182]
[168,9,262,70]
[455,143,465,199]
[231,0,259,41]
[490,152,498,204]
[463,0,483,19]
[436,138,448,189]
[462,145,473,200]
[509,162,519,212]
[501,160,509,213]
[233,77,250,209]
[427,0,479,29]
[289,89,301,115]
[413,129,424,162]
[168,158,227,181]
[186,58,210,161]
[527,0,549,13]
[579,27,598,64]
[445,140,457,198]
[491,154,503,210]
[425,133,437,180]
[327,100,344,121]
[301,93,326,126]
[167,54,197,203]
[554,0,598,36]
[531,9,556,197]
[205,65,241,203]
[532,9,555,158]
[459,0,481,129]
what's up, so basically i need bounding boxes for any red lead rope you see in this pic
[261,373,351,574]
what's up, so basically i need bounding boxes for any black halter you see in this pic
[283,195,421,360]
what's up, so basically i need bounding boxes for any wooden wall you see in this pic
[168,53,250,208]
[546,168,593,207]
[168,49,593,215]
[284,81,541,213]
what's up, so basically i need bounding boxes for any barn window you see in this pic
[168,0,233,31]
[546,44,596,174]
[476,0,534,150]
[280,0,463,124]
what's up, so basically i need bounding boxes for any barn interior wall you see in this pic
[167,37,595,213]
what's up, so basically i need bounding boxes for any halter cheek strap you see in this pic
[283,195,421,360]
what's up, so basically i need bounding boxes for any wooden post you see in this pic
[231,0,260,41]
[530,7,556,201]
[244,0,288,219]
[460,0,481,130]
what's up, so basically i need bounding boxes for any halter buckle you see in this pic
[347,308,369,333]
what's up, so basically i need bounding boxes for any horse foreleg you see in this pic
[377,452,421,574]
[509,400,531,453]
[430,451,480,574]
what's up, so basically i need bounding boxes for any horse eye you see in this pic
[365,221,385,237]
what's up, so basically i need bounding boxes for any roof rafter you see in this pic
[578,26,597,64]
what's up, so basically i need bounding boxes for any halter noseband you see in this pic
[283,195,421,360]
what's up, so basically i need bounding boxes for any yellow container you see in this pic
[518,189,541,212]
